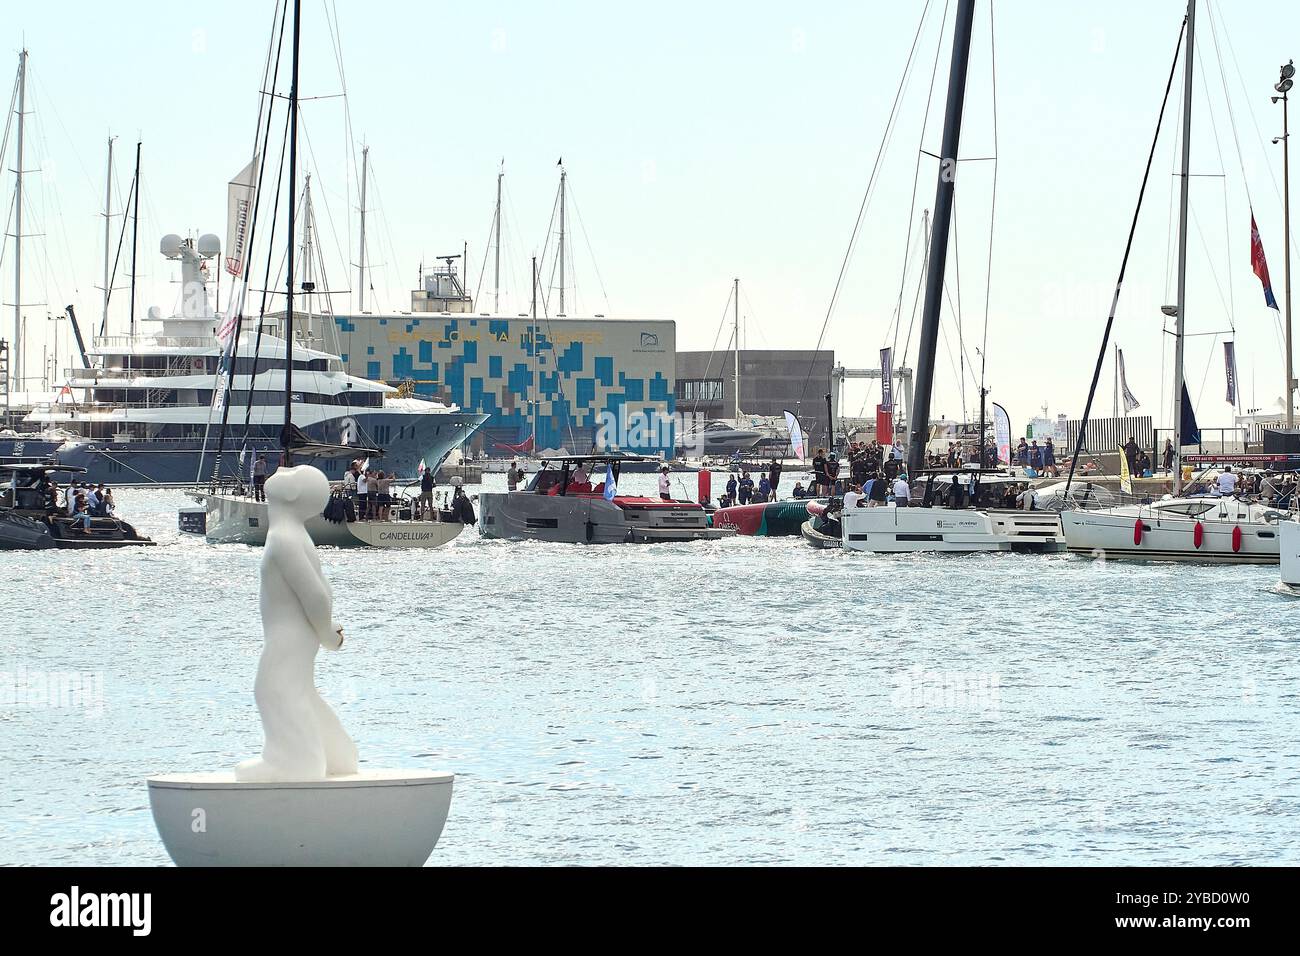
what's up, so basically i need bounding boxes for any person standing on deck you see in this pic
[891,473,911,507]
[812,448,828,495]
[738,471,754,504]
[768,459,782,500]
[658,465,672,501]
[1043,438,1058,477]
[253,456,268,502]
[1162,438,1175,472]
[758,474,771,502]
[1123,437,1141,476]
[726,472,738,505]
[842,483,864,511]
[420,467,436,519]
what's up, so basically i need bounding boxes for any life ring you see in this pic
[1232,525,1242,553]
[1193,521,1203,549]
[1133,518,1144,545]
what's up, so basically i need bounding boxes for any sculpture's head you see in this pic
[264,464,331,520]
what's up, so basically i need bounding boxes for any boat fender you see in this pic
[1133,518,1143,545]
[586,519,595,543]
[1232,525,1242,553]
[1193,521,1203,549]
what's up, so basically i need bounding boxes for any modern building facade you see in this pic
[675,348,836,439]
[331,311,677,456]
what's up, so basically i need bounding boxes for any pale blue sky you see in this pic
[5,0,1299,434]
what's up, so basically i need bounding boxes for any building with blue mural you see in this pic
[330,311,677,456]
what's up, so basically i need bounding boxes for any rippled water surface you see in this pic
[2,475,1298,866]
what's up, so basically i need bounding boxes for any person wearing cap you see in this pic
[658,465,671,501]
[891,473,911,507]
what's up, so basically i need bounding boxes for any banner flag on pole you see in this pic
[1250,210,1280,310]
[226,155,258,277]
[1117,444,1133,495]
[783,409,806,460]
[879,347,894,410]
[603,461,618,501]
[992,403,1012,465]
[1180,383,1202,446]
[1117,348,1140,413]
[1224,341,1238,406]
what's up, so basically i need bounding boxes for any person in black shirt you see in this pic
[768,460,782,500]
[419,468,436,519]
[812,449,828,494]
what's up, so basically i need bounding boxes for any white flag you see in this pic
[225,155,258,278]
[1117,348,1140,414]
[783,409,805,460]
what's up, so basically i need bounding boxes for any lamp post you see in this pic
[1274,60,1295,427]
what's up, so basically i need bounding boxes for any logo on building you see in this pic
[640,332,659,348]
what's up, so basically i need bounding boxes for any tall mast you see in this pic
[130,140,141,337]
[531,254,538,449]
[303,174,314,342]
[733,277,740,422]
[100,136,115,335]
[1171,0,1195,494]
[283,0,301,464]
[906,0,977,478]
[12,49,26,391]
[494,160,503,313]
[357,144,368,313]
[1279,67,1294,427]
[1113,343,1119,418]
[558,164,567,315]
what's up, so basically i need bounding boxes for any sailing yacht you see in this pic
[1060,0,1292,563]
[22,234,487,485]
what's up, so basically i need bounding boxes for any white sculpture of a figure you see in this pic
[235,464,358,782]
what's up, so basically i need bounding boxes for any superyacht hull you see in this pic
[46,411,487,486]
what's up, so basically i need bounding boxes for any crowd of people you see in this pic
[717,459,785,507]
[336,459,473,523]
[1011,438,1060,477]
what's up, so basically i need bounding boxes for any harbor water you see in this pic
[2,474,1297,865]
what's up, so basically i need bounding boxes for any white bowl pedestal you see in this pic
[148,769,454,866]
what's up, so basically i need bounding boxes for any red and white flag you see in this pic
[1251,211,1280,311]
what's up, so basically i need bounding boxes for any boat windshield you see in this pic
[1152,499,1217,517]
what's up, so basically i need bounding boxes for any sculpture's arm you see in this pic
[276,538,344,650]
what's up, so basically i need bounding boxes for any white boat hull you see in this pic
[1281,521,1300,585]
[841,505,1011,553]
[1061,506,1282,564]
[198,492,465,548]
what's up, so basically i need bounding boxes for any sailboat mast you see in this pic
[494,161,503,313]
[130,141,141,337]
[283,0,301,463]
[733,277,740,422]
[100,136,115,335]
[12,49,26,392]
[357,145,368,313]
[558,165,567,315]
[1113,343,1119,418]
[531,254,538,449]
[1171,0,1195,494]
[906,0,977,478]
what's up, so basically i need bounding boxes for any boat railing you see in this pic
[66,366,211,381]
[93,334,220,350]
